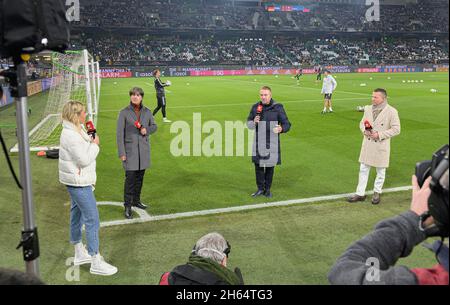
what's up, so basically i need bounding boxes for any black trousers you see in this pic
[255,164,275,191]
[153,95,167,118]
[124,170,146,207]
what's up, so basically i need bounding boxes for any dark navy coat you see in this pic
[247,99,291,167]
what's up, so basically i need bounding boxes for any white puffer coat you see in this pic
[59,120,99,187]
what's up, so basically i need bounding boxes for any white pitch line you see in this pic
[98,186,412,228]
[97,202,152,220]
[99,97,366,113]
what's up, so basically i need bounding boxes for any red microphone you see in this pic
[134,120,142,130]
[85,121,96,139]
[364,120,373,131]
[256,104,263,123]
[257,104,263,115]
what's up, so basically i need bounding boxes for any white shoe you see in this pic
[163,118,172,123]
[74,243,92,266]
[90,254,118,276]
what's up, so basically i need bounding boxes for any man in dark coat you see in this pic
[247,86,291,198]
[117,87,158,219]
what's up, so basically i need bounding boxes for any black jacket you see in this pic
[154,77,168,97]
[247,99,291,166]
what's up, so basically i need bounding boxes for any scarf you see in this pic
[372,101,387,121]
[187,254,242,285]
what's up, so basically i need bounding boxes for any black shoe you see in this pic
[251,189,265,197]
[264,190,273,198]
[133,202,148,210]
[124,206,133,219]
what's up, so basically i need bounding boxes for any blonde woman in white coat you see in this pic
[59,101,117,276]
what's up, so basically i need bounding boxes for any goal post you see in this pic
[10,49,100,153]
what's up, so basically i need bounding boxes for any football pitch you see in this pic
[0,72,448,284]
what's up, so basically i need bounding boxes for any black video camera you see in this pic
[0,0,70,60]
[415,144,449,237]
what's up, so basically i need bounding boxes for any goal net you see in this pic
[10,49,100,152]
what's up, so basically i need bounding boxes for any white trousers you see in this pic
[356,163,386,196]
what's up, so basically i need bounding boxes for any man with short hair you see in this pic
[247,86,291,198]
[117,87,158,219]
[159,233,244,285]
[348,88,401,205]
[321,70,337,114]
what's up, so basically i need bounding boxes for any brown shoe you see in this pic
[347,194,367,203]
[372,192,381,205]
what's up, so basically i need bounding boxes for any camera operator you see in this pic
[329,147,449,285]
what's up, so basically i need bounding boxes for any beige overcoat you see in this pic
[358,104,401,168]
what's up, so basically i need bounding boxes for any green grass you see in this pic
[0,72,448,284]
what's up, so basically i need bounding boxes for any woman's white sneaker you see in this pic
[73,243,92,266]
[90,254,118,276]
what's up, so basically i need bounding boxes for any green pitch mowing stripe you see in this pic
[1,190,438,285]
[98,185,412,226]
[94,72,448,216]
[0,72,447,284]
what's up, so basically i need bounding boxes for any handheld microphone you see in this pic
[85,121,96,139]
[134,120,142,130]
[364,120,373,131]
[256,104,263,123]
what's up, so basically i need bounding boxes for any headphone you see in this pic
[420,146,449,238]
[192,240,231,259]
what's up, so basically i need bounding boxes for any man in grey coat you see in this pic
[117,87,158,219]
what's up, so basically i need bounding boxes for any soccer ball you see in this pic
[166,80,172,86]
[388,77,391,80]
[186,83,190,86]
[360,83,367,87]
[356,106,365,112]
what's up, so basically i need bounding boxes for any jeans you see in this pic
[67,186,100,256]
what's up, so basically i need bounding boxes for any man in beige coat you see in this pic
[348,88,401,204]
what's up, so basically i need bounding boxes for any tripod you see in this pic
[2,55,40,277]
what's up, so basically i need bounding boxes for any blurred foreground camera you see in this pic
[416,144,449,237]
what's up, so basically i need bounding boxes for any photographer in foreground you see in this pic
[329,146,449,285]
[159,233,244,285]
